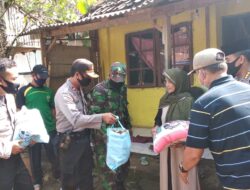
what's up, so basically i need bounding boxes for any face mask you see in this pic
[109,79,124,89]
[227,57,241,77]
[0,79,20,94]
[78,77,92,87]
[35,78,46,87]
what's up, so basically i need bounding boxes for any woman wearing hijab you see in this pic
[153,68,200,190]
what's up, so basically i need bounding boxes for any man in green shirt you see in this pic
[16,65,58,190]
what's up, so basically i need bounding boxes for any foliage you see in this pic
[3,0,97,26]
[77,0,96,15]
[0,0,98,56]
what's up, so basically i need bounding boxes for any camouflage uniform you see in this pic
[89,63,131,190]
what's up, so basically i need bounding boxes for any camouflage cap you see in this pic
[110,62,126,82]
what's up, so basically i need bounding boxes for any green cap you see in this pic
[110,62,126,82]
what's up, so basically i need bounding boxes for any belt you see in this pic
[58,129,90,140]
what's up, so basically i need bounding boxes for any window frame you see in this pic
[125,29,162,88]
[171,22,193,72]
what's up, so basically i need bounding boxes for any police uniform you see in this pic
[55,78,103,190]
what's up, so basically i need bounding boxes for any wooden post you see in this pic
[205,6,210,48]
[162,16,171,72]
[40,32,48,67]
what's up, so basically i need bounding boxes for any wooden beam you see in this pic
[9,47,40,56]
[40,32,48,68]
[49,0,228,37]
[162,16,171,71]
[46,36,57,55]
[151,0,227,18]
[205,6,210,48]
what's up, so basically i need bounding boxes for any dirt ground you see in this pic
[41,153,223,190]
[42,153,160,190]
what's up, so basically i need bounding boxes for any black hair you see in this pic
[238,49,250,62]
[0,58,16,72]
[70,59,92,77]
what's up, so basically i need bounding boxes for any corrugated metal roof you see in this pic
[24,0,179,34]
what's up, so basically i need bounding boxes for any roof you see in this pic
[24,0,179,35]
[24,0,227,36]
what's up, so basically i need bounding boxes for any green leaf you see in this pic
[77,0,88,15]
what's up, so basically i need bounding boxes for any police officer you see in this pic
[89,62,132,190]
[55,58,116,190]
[0,58,33,190]
[222,39,250,83]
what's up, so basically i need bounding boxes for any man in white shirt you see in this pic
[0,58,33,190]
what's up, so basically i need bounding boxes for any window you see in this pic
[222,13,250,45]
[126,29,163,88]
[171,22,193,72]
[125,23,192,88]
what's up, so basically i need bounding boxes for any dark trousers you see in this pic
[59,135,93,190]
[114,160,130,190]
[0,154,33,190]
[29,130,59,185]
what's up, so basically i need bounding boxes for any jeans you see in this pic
[0,154,33,190]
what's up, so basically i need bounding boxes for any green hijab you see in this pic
[159,68,190,108]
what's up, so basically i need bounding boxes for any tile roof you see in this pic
[24,0,179,34]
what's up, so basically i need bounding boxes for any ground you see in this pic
[42,153,160,190]
[41,153,223,190]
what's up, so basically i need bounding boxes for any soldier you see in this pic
[221,39,250,83]
[89,62,132,190]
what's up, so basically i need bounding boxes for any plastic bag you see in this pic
[106,119,131,171]
[153,120,189,153]
[13,106,50,148]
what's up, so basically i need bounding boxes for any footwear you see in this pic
[34,184,41,190]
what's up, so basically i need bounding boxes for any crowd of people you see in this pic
[1,39,250,190]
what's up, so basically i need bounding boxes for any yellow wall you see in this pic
[98,0,250,128]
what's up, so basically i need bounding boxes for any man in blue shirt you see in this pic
[180,48,250,190]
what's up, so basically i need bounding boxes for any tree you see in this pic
[0,0,7,57]
[0,0,97,57]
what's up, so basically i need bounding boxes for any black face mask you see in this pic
[35,78,46,87]
[109,79,124,89]
[227,57,241,77]
[78,76,92,87]
[0,79,20,94]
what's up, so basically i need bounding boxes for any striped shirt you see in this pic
[186,75,250,190]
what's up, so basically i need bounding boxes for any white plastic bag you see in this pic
[106,119,131,171]
[13,106,49,148]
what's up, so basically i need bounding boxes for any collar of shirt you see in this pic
[210,75,234,89]
[66,78,79,92]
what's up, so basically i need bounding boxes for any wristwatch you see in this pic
[179,162,188,173]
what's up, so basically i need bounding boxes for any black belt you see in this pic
[58,129,90,140]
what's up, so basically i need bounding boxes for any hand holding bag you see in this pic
[106,118,131,171]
